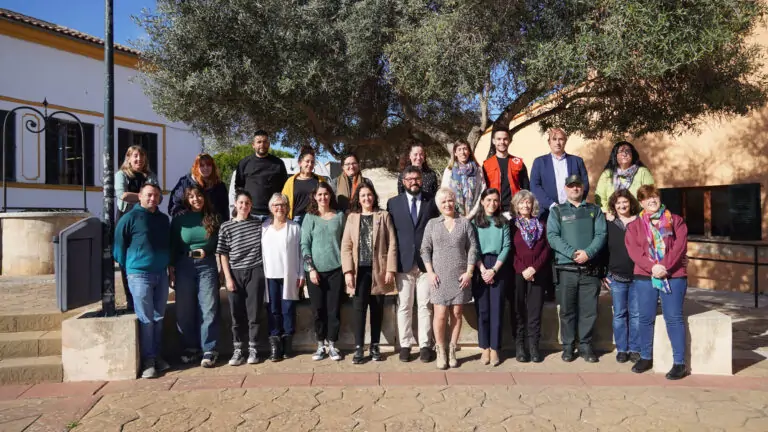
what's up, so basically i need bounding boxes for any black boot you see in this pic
[281,334,293,359]
[352,346,365,364]
[268,336,282,362]
[666,364,688,380]
[516,340,530,363]
[529,339,543,363]
[370,344,382,362]
[632,358,653,373]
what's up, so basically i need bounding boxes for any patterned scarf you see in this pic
[613,164,639,192]
[515,216,543,249]
[450,162,479,216]
[640,204,673,293]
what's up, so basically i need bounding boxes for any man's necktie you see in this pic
[410,197,418,225]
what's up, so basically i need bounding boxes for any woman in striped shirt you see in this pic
[217,190,265,366]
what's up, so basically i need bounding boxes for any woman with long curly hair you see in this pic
[169,185,222,368]
[168,153,230,223]
[595,141,655,214]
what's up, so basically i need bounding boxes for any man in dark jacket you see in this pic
[546,174,607,363]
[386,166,440,363]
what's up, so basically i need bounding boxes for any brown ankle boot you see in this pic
[435,345,448,370]
[448,344,458,368]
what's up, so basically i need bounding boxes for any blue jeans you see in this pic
[174,255,220,353]
[609,276,640,353]
[636,277,688,364]
[267,279,297,336]
[127,272,170,361]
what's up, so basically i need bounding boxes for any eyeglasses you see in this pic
[271,203,288,208]
[343,162,359,167]
[403,177,422,183]
[617,149,632,155]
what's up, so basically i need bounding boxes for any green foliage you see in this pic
[213,146,294,181]
[135,0,767,159]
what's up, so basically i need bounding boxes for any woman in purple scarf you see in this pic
[441,140,486,219]
[508,190,551,363]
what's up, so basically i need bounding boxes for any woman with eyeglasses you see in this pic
[595,141,655,215]
[168,153,230,223]
[115,145,160,312]
[333,153,373,211]
[261,193,303,361]
[169,185,221,368]
[282,147,325,225]
[397,144,439,195]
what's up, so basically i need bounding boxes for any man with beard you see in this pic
[386,166,440,362]
[483,127,530,214]
[234,130,289,221]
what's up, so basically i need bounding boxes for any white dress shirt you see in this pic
[407,192,422,217]
[551,153,568,205]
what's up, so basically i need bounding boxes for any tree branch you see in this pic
[508,88,618,136]
[298,103,341,158]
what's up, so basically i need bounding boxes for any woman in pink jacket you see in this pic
[624,185,688,380]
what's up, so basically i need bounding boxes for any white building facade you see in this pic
[0,9,202,217]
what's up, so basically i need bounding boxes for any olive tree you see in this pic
[135,0,768,159]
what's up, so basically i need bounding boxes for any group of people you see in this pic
[113,126,690,381]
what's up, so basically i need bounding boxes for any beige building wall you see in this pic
[473,26,768,294]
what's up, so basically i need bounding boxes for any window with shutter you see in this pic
[728,183,761,241]
[117,128,159,181]
[45,119,94,186]
[1,110,15,181]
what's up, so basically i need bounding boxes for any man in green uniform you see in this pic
[546,174,607,363]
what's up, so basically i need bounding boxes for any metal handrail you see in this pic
[687,238,767,308]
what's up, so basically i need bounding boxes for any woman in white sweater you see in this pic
[261,193,304,361]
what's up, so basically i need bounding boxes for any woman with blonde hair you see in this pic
[421,187,478,369]
[441,140,485,219]
[115,145,159,311]
[168,153,229,223]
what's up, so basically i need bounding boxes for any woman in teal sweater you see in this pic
[595,141,655,213]
[471,188,510,366]
[169,185,221,369]
[301,183,346,362]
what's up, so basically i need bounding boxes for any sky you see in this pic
[1,0,154,46]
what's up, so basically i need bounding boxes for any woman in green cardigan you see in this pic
[595,141,655,215]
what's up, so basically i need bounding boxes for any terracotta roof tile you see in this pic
[0,7,141,56]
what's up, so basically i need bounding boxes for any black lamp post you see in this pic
[102,0,116,316]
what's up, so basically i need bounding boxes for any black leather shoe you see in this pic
[616,352,629,363]
[399,347,411,362]
[370,344,382,362]
[352,346,365,364]
[629,352,641,363]
[666,364,688,380]
[580,347,599,363]
[530,343,543,363]
[516,342,530,363]
[632,358,653,373]
[419,347,434,363]
[561,347,576,362]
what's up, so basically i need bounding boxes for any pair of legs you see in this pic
[509,273,546,348]
[228,266,265,351]
[127,272,169,363]
[556,270,600,351]
[353,266,385,347]
[609,276,640,354]
[395,266,433,350]
[473,254,505,351]
[306,268,343,343]
[175,255,220,356]
[636,277,687,364]
[267,279,297,337]
[433,304,463,347]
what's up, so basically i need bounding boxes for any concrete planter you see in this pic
[0,211,88,276]
[62,310,139,382]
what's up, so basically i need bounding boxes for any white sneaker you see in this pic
[247,347,259,364]
[141,359,158,379]
[229,348,245,366]
[328,344,342,361]
[312,343,326,361]
[200,351,218,368]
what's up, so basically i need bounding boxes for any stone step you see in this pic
[0,331,61,359]
[0,356,63,384]
[0,311,78,333]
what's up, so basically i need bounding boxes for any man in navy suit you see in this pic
[530,128,590,302]
[386,166,440,363]
[530,128,590,218]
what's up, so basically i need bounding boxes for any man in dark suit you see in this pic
[530,128,590,302]
[530,128,590,218]
[386,166,440,363]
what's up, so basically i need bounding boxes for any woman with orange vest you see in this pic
[483,127,530,214]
